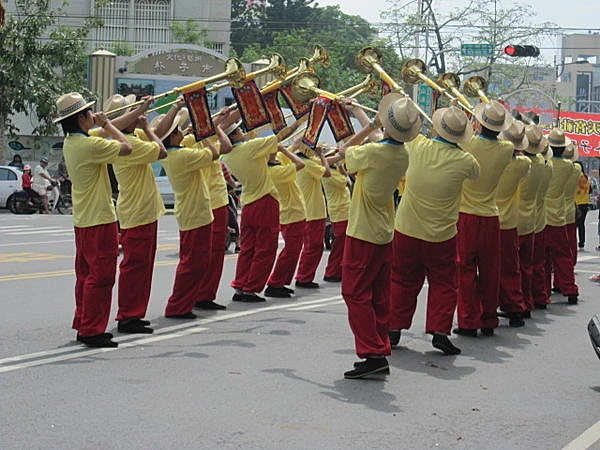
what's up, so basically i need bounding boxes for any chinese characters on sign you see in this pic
[132,50,222,77]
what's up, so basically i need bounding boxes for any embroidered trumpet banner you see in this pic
[327,101,354,142]
[303,96,331,149]
[231,80,271,131]
[263,91,287,133]
[382,81,393,96]
[279,84,311,119]
[183,88,215,140]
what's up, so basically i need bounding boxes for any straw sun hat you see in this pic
[102,94,137,119]
[431,106,473,144]
[377,93,422,142]
[523,124,547,154]
[499,119,529,151]
[473,100,513,132]
[53,92,96,123]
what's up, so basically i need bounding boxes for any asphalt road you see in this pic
[1,211,600,450]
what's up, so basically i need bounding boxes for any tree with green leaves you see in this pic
[0,0,101,162]
[172,18,210,46]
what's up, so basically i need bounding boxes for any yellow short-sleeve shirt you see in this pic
[221,135,279,206]
[496,155,530,230]
[321,168,350,223]
[564,162,582,225]
[160,144,214,231]
[534,159,553,233]
[295,156,327,221]
[517,154,546,236]
[396,135,480,243]
[112,134,165,229]
[346,139,409,245]
[63,132,122,228]
[545,158,575,227]
[203,160,229,210]
[575,174,591,205]
[269,160,306,225]
[460,136,514,217]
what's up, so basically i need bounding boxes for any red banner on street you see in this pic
[231,80,271,131]
[183,88,215,141]
[516,108,600,157]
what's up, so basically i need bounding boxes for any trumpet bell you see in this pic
[438,72,461,90]
[311,45,331,68]
[463,76,488,97]
[356,46,383,73]
[401,58,427,84]
[291,71,321,103]
[268,53,287,79]
[223,58,247,86]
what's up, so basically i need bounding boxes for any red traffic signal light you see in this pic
[504,45,540,57]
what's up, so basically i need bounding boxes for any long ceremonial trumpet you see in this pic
[356,47,433,124]
[106,57,246,116]
[463,76,490,103]
[401,59,475,114]
[147,53,286,114]
[291,71,378,114]
[437,73,475,113]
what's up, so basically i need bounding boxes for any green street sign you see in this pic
[461,43,494,57]
[417,84,432,112]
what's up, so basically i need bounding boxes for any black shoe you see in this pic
[344,358,389,379]
[264,286,292,298]
[295,281,320,289]
[552,287,561,294]
[233,293,266,303]
[432,334,461,355]
[481,327,495,336]
[165,312,197,319]
[534,303,548,310]
[77,333,118,348]
[453,327,478,337]
[281,286,295,294]
[509,318,525,327]
[522,311,531,319]
[117,319,154,334]
[568,295,578,305]
[388,329,401,347]
[194,301,226,310]
[323,276,342,283]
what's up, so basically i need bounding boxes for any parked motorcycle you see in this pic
[7,181,72,215]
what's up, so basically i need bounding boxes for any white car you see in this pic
[0,165,23,208]
[151,162,174,208]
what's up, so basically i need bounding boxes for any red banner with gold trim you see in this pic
[183,88,215,141]
[382,81,393,96]
[326,101,354,142]
[279,84,311,119]
[302,96,331,149]
[231,80,271,131]
[263,91,287,133]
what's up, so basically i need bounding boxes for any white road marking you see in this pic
[0,297,343,373]
[0,239,74,248]
[289,300,344,311]
[562,419,600,450]
[577,255,600,262]
[7,229,73,235]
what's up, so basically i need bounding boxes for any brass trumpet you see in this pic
[106,57,246,116]
[355,46,433,124]
[437,73,475,113]
[401,59,474,114]
[463,76,490,103]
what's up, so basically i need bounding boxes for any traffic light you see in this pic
[504,45,540,57]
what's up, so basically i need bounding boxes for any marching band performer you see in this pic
[294,144,331,289]
[495,120,531,327]
[220,112,302,303]
[264,143,307,298]
[531,142,554,310]
[388,105,479,356]
[103,94,167,333]
[330,94,418,379]
[159,106,224,318]
[517,125,548,315]
[54,92,132,348]
[543,129,579,305]
[562,143,581,267]
[455,101,513,337]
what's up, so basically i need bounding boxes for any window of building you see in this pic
[94,0,129,50]
[135,0,171,51]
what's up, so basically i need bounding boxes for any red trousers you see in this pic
[518,233,535,311]
[324,220,347,279]
[165,223,213,316]
[499,228,526,313]
[73,222,118,337]
[231,195,279,293]
[296,218,326,283]
[389,231,459,335]
[116,221,158,321]
[456,213,501,329]
[567,222,577,266]
[196,205,228,302]
[342,236,392,358]
[268,220,305,287]
[531,230,549,306]
[544,225,579,297]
